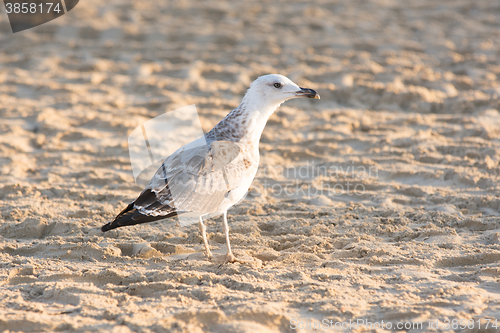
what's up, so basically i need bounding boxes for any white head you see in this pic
[243,74,320,108]
[212,74,320,143]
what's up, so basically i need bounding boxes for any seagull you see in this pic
[101,74,320,263]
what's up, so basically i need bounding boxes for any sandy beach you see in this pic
[1,0,500,332]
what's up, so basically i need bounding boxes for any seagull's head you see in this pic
[246,74,320,107]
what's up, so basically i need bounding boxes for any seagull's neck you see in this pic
[208,94,281,146]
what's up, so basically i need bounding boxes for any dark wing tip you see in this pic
[101,209,177,231]
[100,198,178,232]
[101,223,113,232]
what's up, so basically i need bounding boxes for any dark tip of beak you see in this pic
[296,87,320,99]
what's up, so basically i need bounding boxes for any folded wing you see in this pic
[101,141,249,231]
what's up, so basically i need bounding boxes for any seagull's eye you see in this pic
[273,82,282,89]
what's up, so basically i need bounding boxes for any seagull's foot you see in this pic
[210,252,246,266]
[219,252,249,265]
[224,253,239,263]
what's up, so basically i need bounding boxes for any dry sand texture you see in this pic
[1,0,500,332]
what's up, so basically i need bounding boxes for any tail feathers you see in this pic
[101,203,177,232]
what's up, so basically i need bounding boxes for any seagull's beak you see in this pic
[295,87,320,99]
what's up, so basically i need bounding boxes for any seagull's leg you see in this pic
[222,211,239,263]
[198,217,212,258]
